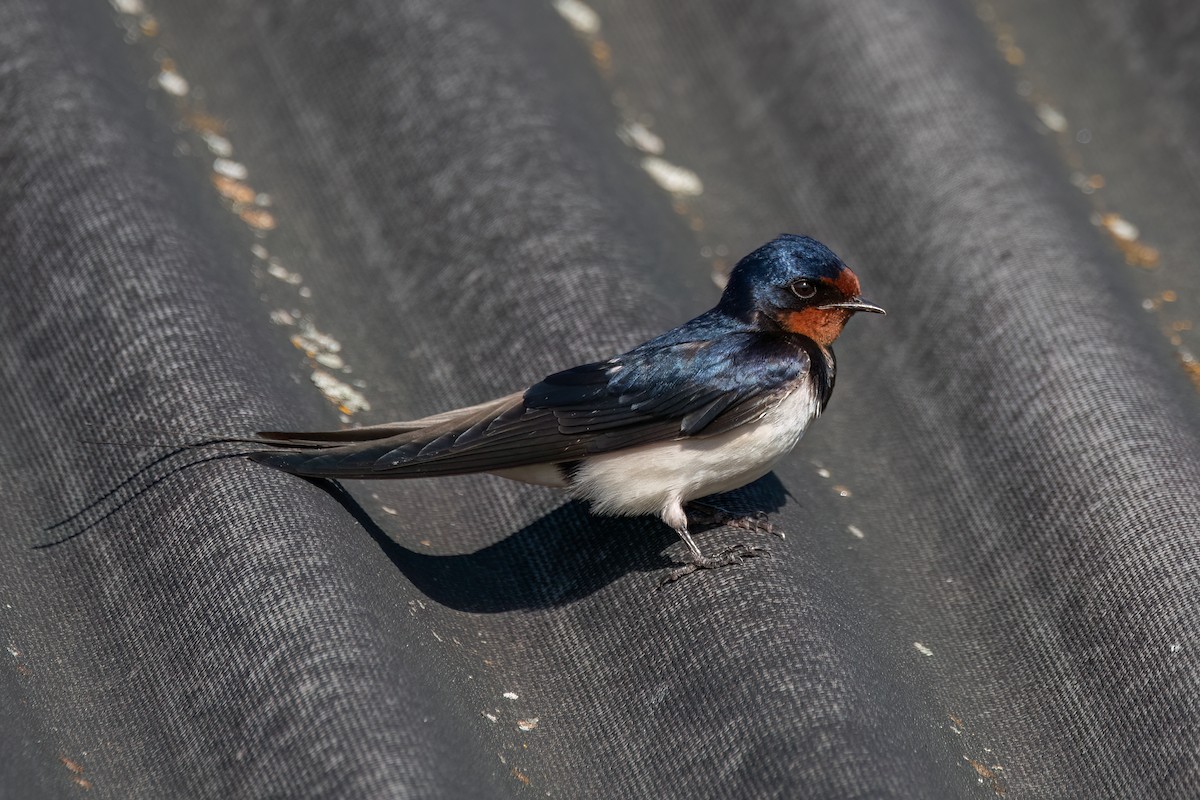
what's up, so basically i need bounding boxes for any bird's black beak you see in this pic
[819,297,886,315]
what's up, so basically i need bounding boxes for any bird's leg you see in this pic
[686,499,781,539]
[659,501,768,586]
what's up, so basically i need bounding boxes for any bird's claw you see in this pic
[658,542,770,587]
[723,510,780,538]
[687,504,781,539]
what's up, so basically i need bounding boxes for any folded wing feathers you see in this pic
[680,393,738,435]
[251,336,809,479]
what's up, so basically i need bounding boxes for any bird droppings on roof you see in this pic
[1100,213,1139,242]
[555,1,731,285]
[156,66,188,97]
[108,0,378,424]
[552,0,600,35]
[212,158,248,180]
[1095,212,1159,268]
[311,371,370,414]
[617,121,664,155]
[292,324,354,376]
[1069,171,1105,195]
[201,131,233,157]
[59,756,84,775]
[266,261,302,285]
[239,207,277,231]
[211,175,257,205]
[640,157,703,196]
[980,2,1194,394]
[290,325,341,357]
[1034,102,1067,133]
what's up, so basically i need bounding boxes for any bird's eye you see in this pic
[790,280,817,299]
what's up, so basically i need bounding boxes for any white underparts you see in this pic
[569,385,819,525]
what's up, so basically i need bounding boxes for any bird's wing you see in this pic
[250,334,811,479]
[527,334,811,445]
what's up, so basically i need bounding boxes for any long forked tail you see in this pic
[246,392,542,480]
[246,421,432,477]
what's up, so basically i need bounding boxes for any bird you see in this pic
[247,235,884,579]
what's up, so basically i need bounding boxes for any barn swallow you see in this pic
[249,235,884,578]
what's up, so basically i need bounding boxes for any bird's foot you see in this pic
[686,503,782,539]
[659,542,770,587]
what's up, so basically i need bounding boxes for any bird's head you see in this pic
[719,234,885,346]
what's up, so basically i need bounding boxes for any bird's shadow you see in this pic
[39,442,788,612]
[307,474,789,612]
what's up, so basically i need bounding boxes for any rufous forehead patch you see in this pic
[830,267,861,298]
